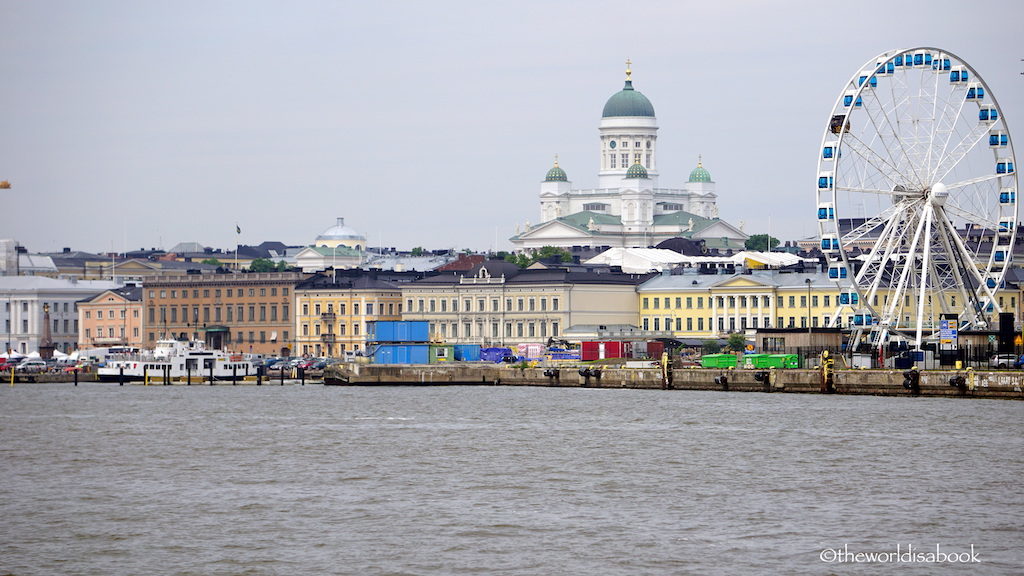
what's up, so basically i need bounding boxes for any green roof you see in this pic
[625,161,648,179]
[545,163,567,182]
[688,160,712,183]
[602,80,655,118]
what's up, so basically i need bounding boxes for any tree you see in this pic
[744,234,781,251]
[726,332,747,352]
[201,258,221,266]
[504,246,572,268]
[275,260,289,271]
[248,258,276,272]
[410,246,425,256]
[701,340,721,355]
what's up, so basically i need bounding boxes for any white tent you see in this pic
[52,349,68,359]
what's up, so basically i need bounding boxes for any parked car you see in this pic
[988,353,1018,369]
[15,359,49,373]
[1014,355,1024,370]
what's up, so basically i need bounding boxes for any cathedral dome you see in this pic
[602,80,656,118]
[544,160,567,182]
[688,158,712,183]
[625,160,648,179]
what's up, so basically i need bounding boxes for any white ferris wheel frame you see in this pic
[816,46,1018,349]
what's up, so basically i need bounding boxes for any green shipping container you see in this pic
[767,354,800,369]
[429,344,455,364]
[741,354,770,369]
[700,354,739,368]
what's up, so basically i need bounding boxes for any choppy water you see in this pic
[1,383,1021,575]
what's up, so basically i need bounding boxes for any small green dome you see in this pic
[602,80,655,118]
[688,157,712,183]
[626,160,648,179]
[545,161,567,182]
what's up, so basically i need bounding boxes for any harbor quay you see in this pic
[12,364,1023,399]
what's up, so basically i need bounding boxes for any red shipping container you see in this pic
[581,341,633,361]
[646,341,665,359]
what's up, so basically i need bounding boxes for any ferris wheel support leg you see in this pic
[914,206,935,349]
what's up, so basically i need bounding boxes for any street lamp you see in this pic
[805,278,813,336]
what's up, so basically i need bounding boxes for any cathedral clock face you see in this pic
[609,141,616,149]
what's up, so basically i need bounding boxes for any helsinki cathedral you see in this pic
[510,61,748,252]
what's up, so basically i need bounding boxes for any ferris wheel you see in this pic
[816,47,1018,350]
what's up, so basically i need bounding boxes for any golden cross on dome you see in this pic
[625,58,632,81]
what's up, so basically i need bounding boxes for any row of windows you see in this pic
[301,323,360,337]
[606,139,653,149]
[302,302,398,316]
[150,304,290,324]
[149,287,290,299]
[608,153,652,170]
[642,293,1018,311]
[4,302,75,314]
[84,309,139,319]
[147,331,289,343]
[432,321,560,339]
[409,297,560,314]
[85,326,139,339]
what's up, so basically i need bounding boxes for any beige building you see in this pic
[77,286,145,349]
[144,272,305,355]
[401,260,649,346]
[294,271,415,357]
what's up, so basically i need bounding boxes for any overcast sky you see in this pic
[1,0,1021,255]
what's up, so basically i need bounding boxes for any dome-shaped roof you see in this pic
[688,157,712,183]
[625,160,648,179]
[544,158,567,182]
[317,217,366,242]
[602,80,656,118]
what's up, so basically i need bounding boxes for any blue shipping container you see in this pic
[368,321,430,343]
[453,345,481,361]
[372,344,430,364]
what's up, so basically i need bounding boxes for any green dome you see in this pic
[544,162,567,182]
[602,80,655,118]
[625,160,648,179]
[688,158,712,183]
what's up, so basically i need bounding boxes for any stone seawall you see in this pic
[341,364,1024,399]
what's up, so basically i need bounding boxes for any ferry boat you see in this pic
[97,339,257,382]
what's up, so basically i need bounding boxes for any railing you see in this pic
[321,312,336,321]
[321,333,336,343]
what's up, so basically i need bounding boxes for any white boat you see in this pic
[98,339,257,383]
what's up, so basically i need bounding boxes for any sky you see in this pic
[1,0,1021,255]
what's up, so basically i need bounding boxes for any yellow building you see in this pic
[637,269,1019,340]
[293,271,409,357]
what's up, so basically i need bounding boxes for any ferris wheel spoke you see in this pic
[943,173,1004,192]
[936,207,994,325]
[842,202,909,245]
[942,204,1000,231]
[932,120,989,184]
[840,130,906,186]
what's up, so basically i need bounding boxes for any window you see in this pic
[517,298,524,311]
[271,288,277,296]
[610,155,617,169]
[621,153,628,167]
[492,299,499,312]
[697,297,703,309]
[227,289,233,297]
[260,288,266,297]
[418,300,424,312]
[552,298,559,311]
[643,298,649,310]
[477,299,484,312]
[430,300,436,313]
[528,323,535,337]
[441,299,447,312]
[516,323,524,337]
[259,306,266,321]
[270,305,278,321]
[366,303,374,315]
[260,331,266,343]
[203,289,210,298]
[552,322,559,336]
[800,295,807,307]
[354,303,360,315]
[85,311,91,319]
[653,299,659,309]
[789,296,796,308]
[302,324,309,336]
[529,299,535,311]
[686,318,693,331]
[635,141,640,148]
[248,306,255,322]
[464,299,471,312]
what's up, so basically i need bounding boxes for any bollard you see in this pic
[714,373,729,391]
[257,366,263,386]
[280,366,285,386]
[299,366,305,386]
[902,367,920,396]
[74,367,78,387]
[209,363,214,386]
[232,365,237,386]
[186,365,191,386]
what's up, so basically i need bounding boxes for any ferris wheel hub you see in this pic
[929,182,949,206]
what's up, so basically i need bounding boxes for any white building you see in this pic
[511,63,747,252]
[1,276,120,354]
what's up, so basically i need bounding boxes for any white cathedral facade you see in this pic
[510,64,748,252]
